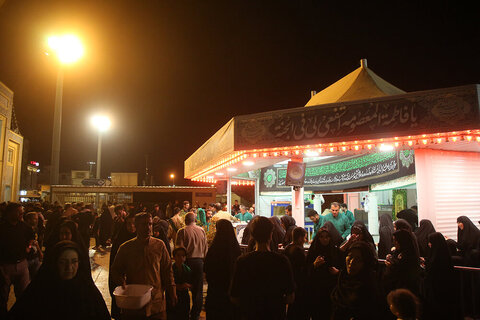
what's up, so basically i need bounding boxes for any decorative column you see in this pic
[290,158,305,228]
[366,193,379,238]
[227,177,232,214]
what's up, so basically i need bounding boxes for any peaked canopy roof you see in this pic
[305,59,406,107]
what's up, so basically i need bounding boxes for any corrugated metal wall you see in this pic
[415,149,480,240]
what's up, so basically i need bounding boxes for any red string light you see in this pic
[189,130,480,180]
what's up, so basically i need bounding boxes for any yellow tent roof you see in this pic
[305,59,405,107]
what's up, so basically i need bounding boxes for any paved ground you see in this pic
[91,245,112,312]
[8,239,207,319]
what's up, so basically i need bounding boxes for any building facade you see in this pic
[0,81,24,202]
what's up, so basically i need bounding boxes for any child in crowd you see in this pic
[387,288,420,320]
[168,247,192,320]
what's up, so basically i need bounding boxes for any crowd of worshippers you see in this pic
[1,200,480,319]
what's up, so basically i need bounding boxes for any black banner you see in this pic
[236,85,480,149]
[260,150,415,192]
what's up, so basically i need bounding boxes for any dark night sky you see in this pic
[0,1,478,185]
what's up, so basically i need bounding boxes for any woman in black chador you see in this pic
[394,218,420,257]
[321,221,344,247]
[456,215,480,266]
[8,241,110,320]
[306,226,344,320]
[269,216,286,251]
[98,203,113,247]
[456,216,480,318]
[331,241,382,320]
[424,232,461,319]
[414,219,436,257]
[340,221,376,258]
[378,214,394,259]
[383,229,421,296]
[280,215,297,247]
[204,219,241,320]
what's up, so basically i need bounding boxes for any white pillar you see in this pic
[227,178,232,214]
[366,192,379,237]
[96,131,102,179]
[292,186,305,228]
[254,176,259,213]
[313,194,325,213]
[50,69,64,185]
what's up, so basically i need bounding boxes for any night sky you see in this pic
[0,1,478,185]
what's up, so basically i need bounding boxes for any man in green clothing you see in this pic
[307,210,324,240]
[340,203,355,227]
[235,205,253,222]
[323,202,351,240]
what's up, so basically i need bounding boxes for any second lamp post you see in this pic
[91,115,111,179]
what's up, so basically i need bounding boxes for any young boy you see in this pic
[168,247,192,320]
[387,288,420,320]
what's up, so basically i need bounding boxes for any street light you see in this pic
[170,173,175,186]
[47,34,84,185]
[47,35,84,64]
[91,115,111,179]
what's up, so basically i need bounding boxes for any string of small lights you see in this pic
[190,130,480,183]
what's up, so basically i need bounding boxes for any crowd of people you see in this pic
[0,199,479,319]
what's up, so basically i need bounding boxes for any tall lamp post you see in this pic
[47,35,84,184]
[91,115,111,179]
[170,173,175,186]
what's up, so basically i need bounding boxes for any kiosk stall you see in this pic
[185,59,480,240]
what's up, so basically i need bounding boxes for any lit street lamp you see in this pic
[170,173,175,186]
[47,35,84,184]
[91,115,111,179]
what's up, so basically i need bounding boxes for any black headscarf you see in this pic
[205,219,241,292]
[384,230,421,296]
[280,215,297,246]
[269,216,286,250]
[396,209,418,230]
[446,239,459,257]
[352,221,376,251]
[241,215,257,246]
[322,221,343,247]
[331,242,381,319]
[153,219,171,255]
[426,232,453,274]
[394,218,420,257]
[424,232,459,319]
[378,214,394,259]
[9,241,110,320]
[44,219,89,270]
[60,220,83,243]
[306,226,344,320]
[456,216,480,266]
[393,229,419,264]
[307,226,341,267]
[394,218,412,232]
[457,216,480,252]
[415,219,436,257]
[379,214,394,233]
